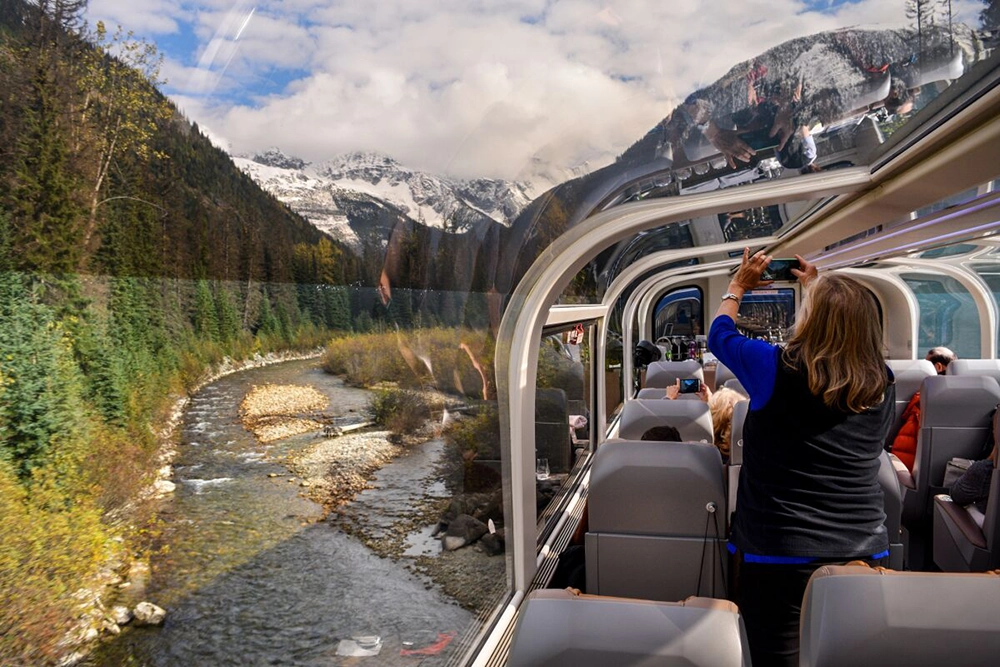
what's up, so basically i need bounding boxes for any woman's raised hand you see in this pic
[731,248,773,292]
[791,254,818,286]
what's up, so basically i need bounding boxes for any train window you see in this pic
[535,328,592,536]
[737,288,796,343]
[654,286,704,342]
[973,266,1000,353]
[902,273,982,359]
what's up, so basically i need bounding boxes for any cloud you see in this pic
[87,0,980,181]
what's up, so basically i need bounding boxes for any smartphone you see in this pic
[679,378,701,394]
[762,258,801,282]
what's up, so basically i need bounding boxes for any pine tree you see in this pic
[215,283,241,343]
[256,289,280,337]
[193,279,219,342]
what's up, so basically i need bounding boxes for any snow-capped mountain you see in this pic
[234,150,539,250]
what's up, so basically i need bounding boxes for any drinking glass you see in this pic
[535,458,550,480]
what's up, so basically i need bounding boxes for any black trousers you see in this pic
[734,553,888,667]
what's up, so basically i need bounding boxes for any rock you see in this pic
[133,601,166,627]
[480,530,505,556]
[153,479,176,494]
[267,473,279,478]
[109,605,132,625]
[442,514,488,551]
[101,619,121,636]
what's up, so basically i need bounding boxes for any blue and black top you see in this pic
[709,315,894,562]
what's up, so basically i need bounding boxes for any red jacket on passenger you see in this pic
[891,392,920,472]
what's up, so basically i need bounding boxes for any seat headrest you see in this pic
[947,359,1000,385]
[714,362,736,389]
[729,400,750,466]
[887,359,936,394]
[645,360,704,388]
[618,398,713,443]
[801,565,1000,667]
[920,375,1000,426]
[509,589,746,667]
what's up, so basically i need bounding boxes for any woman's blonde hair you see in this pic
[784,274,888,413]
[709,387,744,457]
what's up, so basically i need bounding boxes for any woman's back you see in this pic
[736,357,893,557]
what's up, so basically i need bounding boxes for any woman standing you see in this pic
[708,249,894,666]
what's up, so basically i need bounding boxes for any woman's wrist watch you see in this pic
[721,292,741,304]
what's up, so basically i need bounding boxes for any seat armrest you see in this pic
[934,494,987,549]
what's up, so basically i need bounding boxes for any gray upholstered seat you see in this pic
[885,359,936,441]
[726,399,749,522]
[947,358,1000,385]
[644,360,704,388]
[901,375,1000,522]
[618,398,713,443]
[585,439,727,601]
[723,378,748,397]
[635,387,700,400]
[714,362,736,390]
[877,449,905,569]
[800,565,1000,667]
[899,374,1000,568]
[508,589,750,667]
[933,465,1000,571]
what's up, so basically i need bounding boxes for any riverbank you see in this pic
[60,349,324,667]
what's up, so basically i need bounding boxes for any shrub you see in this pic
[0,464,110,666]
[322,327,495,398]
[367,387,431,440]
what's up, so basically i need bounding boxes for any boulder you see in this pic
[109,605,132,625]
[480,529,505,556]
[153,479,176,495]
[133,601,166,627]
[442,514,488,551]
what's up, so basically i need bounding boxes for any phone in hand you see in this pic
[762,258,802,282]
[679,378,701,394]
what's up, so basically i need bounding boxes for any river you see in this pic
[90,359,475,666]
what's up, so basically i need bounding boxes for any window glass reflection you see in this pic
[536,328,592,534]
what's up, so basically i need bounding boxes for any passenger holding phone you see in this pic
[708,248,894,667]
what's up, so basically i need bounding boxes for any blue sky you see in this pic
[84,0,985,180]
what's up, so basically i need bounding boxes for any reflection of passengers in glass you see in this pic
[649,26,967,171]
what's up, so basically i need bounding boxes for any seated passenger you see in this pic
[709,387,744,462]
[639,424,683,442]
[890,346,956,472]
[950,442,998,516]
[664,381,741,461]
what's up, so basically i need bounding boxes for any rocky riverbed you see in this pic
[236,378,508,616]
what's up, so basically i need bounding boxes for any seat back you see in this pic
[644,360,704,388]
[508,589,750,667]
[714,362,736,390]
[947,358,1000,385]
[934,467,1000,572]
[618,398,713,443]
[586,439,727,601]
[723,378,748,397]
[800,565,1000,667]
[886,359,936,440]
[726,400,750,523]
[877,449,904,569]
[906,375,1000,525]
